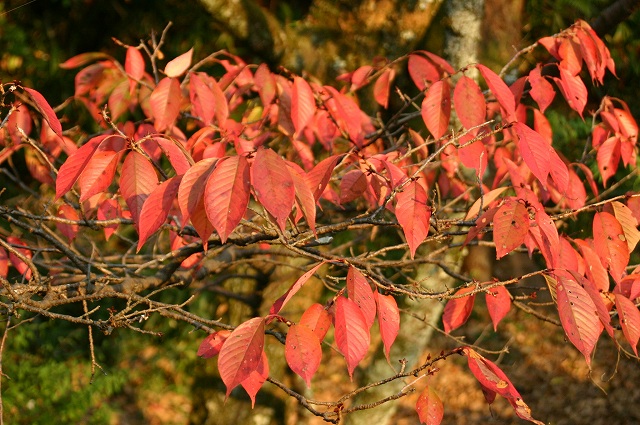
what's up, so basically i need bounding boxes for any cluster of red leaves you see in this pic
[1,18,639,424]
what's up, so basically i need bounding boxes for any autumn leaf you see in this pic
[395,180,431,259]
[415,386,444,425]
[485,285,511,331]
[291,76,316,136]
[615,293,640,355]
[442,287,476,333]
[270,262,326,316]
[120,150,159,232]
[609,201,640,252]
[408,53,440,90]
[55,135,109,199]
[23,87,63,137]
[477,64,516,121]
[462,347,544,424]
[493,199,530,259]
[149,77,183,132]
[374,290,400,362]
[528,64,555,113]
[593,211,630,282]
[164,48,193,78]
[251,148,295,232]
[197,330,231,359]
[56,204,80,242]
[374,67,396,109]
[346,266,376,329]
[334,296,370,379]
[241,351,269,408]
[299,303,332,342]
[77,136,127,202]
[218,317,265,398]
[339,169,368,204]
[285,323,322,388]
[204,155,251,243]
[421,80,451,139]
[177,157,218,224]
[513,122,551,190]
[556,274,603,366]
[137,175,183,251]
[189,72,216,126]
[453,75,486,132]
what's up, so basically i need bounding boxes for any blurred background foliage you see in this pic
[1,0,640,423]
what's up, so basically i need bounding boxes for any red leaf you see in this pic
[596,136,621,187]
[56,204,80,242]
[493,199,530,259]
[59,52,112,69]
[462,347,543,424]
[189,199,216,249]
[395,180,431,259]
[197,330,231,358]
[254,63,276,107]
[97,198,120,241]
[346,266,376,329]
[156,137,192,175]
[287,164,317,234]
[528,64,555,113]
[218,317,265,397]
[513,122,551,189]
[442,287,476,333]
[609,201,640,252]
[149,77,183,132]
[136,175,182,251]
[476,64,516,121]
[285,323,322,388]
[125,47,145,81]
[299,303,332,342]
[22,87,62,137]
[6,236,32,280]
[334,296,370,379]
[77,136,127,202]
[291,77,316,136]
[251,148,295,232]
[465,187,508,220]
[421,80,451,139]
[615,293,640,355]
[270,262,326,316]
[485,285,511,331]
[408,54,440,90]
[563,270,614,339]
[556,274,602,366]
[374,68,396,109]
[453,75,486,132]
[240,350,269,408]
[55,135,106,199]
[374,290,400,362]
[211,79,229,128]
[573,239,610,292]
[305,154,343,202]
[120,151,159,232]
[189,72,216,126]
[593,211,630,282]
[0,247,7,278]
[323,86,366,146]
[553,69,587,118]
[339,169,368,204]
[164,48,193,78]
[415,386,444,425]
[204,155,251,243]
[178,157,218,224]
[464,205,500,245]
